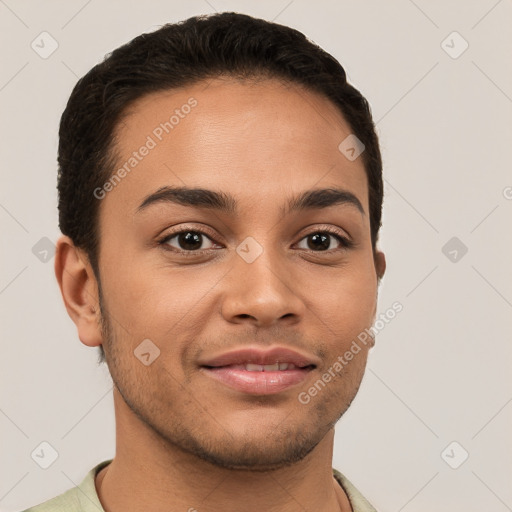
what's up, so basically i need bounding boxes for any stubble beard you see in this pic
[97,292,362,472]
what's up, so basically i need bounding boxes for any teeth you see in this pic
[246,364,264,372]
[244,363,297,371]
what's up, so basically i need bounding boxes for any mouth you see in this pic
[205,362,313,371]
[198,347,318,395]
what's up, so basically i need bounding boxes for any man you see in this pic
[24,11,385,512]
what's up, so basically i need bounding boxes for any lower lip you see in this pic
[200,366,313,395]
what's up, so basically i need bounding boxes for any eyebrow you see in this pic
[136,186,365,216]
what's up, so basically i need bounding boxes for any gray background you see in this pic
[1,0,511,510]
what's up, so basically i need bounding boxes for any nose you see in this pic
[220,245,306,328]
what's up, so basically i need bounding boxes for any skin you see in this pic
[55,77,386,512]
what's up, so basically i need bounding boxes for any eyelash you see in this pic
[157,226,354,257]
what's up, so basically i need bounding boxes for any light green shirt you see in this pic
[22,459,377,511]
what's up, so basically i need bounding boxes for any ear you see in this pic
[374,249,386,283]
[369,249,387,333]
[54,235,103,348]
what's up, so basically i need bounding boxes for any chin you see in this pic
[190,438,321,472]
[174,415,332,472]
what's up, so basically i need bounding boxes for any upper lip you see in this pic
[198,346,319,368]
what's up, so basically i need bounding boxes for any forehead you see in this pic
[103,77,368,217]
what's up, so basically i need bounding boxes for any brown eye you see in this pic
[162,230,216,251]
[296,230,351,252]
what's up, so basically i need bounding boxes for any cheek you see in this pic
[100,238,377,344]
[102,262,223,343]
[309,264,377,331]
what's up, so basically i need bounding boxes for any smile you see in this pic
[198,346,319,395]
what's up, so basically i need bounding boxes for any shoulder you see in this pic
[21,486,80,512]
[333,468,378,512]
[20,459,112,512]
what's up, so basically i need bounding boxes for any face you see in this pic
[95,77,383,470]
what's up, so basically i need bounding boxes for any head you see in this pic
[55,12,386,470]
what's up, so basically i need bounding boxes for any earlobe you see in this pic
[369,249,386,334]
[374,249,386,282]
[54,235,103,348]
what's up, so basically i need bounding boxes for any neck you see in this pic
[96,387,352,512]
